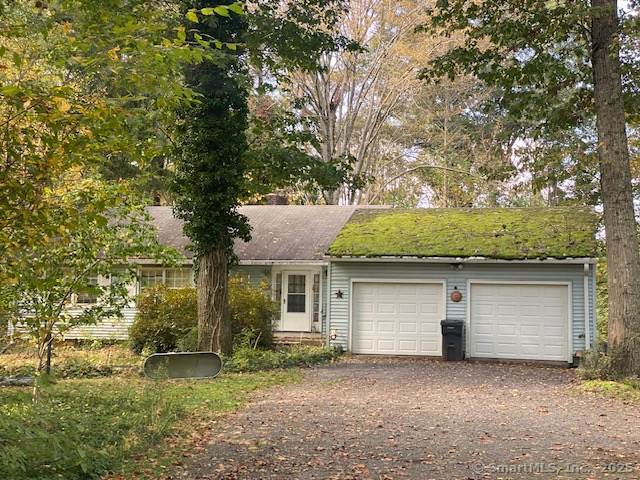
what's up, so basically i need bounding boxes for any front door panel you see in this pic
[281,272,311,331]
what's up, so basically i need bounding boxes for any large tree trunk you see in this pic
[197,245,232,354]
[592,0,640,375]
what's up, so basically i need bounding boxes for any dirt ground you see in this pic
[180,357,640,479]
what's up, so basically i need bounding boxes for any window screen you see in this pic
[140,268,163,290]
[286,274,306,313]
[165,268,193,288]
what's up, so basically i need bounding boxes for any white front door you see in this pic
[469,283,569,361]
[351,282,444,355]
[280,272,311,331]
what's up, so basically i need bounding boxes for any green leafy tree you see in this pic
[173,2,249,353]
[0,0,203,374]
[173,0,357,353]
[420,0,640,375]
[9,176,174,376]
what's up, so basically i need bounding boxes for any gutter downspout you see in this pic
[584,263,591,351]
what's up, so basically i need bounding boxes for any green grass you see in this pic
[0,370,300,480]
[328,207,598,259]
[578,378,640,404]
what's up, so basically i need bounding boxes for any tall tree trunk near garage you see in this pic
[592,0,640,375]
[197,245,232,355]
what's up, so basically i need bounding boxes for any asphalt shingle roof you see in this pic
[147,205,357,261]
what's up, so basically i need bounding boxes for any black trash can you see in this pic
[441,319,464,361]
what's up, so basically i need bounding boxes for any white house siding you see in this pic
[63,306,136,340]
[9,264,328,341]
[328,261,596,358]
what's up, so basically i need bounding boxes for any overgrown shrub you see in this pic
[176,327,198,352]
[225,343,339,373]
[578,349,615,380]
[176,276,277,352]
[228,274,277,349]
[579,344,640,381]
[129,286,197,354]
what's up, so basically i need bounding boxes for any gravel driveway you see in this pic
[183,358,640,479]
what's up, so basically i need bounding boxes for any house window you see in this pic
[140,267,193,290]
[76,272,99,305]
[165,268,193,288]
[140,268,164,290]
[312,273,320,323]
[286,274,306,313]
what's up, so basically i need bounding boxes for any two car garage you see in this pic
[350,280,570,362]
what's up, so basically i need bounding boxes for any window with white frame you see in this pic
[76,272,99,304]
[140,268,164,290]
[165,268,194,288]
[139,267,194,290]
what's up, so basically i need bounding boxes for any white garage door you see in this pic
[352,282,444,355]
[470,283,569,361]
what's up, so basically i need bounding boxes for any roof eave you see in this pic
[323,255,597,264]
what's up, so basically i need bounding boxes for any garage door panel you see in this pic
[357,302,374,313]
[398,340,417,352]
[470,283,568,362]
[497,305,517,316]
[398,321,417,333]
[420,323,439,334]
[378,304,395,314]
[352,282,443,356]
[399,303,417,314]
[496,324,517,335]
[543,325,563,337]
[377,340,396,352]
[420,304,438,314]
[378,321,395,333]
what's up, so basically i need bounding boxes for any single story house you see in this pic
[19,205,598,365]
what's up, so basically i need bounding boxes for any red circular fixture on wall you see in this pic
[450,288,462,303]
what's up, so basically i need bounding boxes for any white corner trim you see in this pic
[584,264,592,351]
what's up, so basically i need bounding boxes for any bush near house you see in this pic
[228,274,278,348]
[130,275,277,354]
[129,286,197,354]
[226,343,339,372]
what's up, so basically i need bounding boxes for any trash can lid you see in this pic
[440,319,464,326]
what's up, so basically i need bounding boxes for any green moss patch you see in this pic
[328,207,598,260]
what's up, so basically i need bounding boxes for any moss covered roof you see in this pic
[328,207,598,260]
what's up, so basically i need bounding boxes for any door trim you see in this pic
[466,280,573,363]
[348,278,447,354]
[272,266,323,332]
